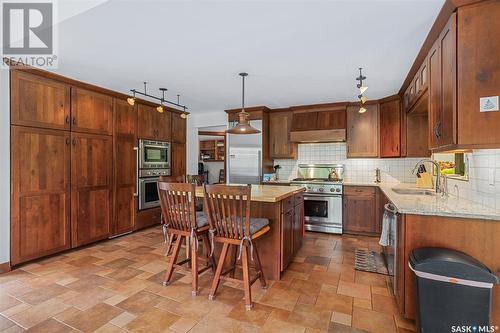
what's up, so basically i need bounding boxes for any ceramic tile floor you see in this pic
[0,228,416,333]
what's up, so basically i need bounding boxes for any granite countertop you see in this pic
[344,182,500,221]
[195,184,304,203]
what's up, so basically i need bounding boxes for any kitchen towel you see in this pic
[379,203,397,246]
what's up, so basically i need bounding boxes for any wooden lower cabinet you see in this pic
[10,126,72,265]
[71,132,113,246]
[343,186,380,235]
[396,214,500,324]
[281,193,304,270]
[135,207,162,230]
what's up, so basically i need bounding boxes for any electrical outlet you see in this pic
[480,96,499,112]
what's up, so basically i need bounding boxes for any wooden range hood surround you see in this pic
[289,102,348,143]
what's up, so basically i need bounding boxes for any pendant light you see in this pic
[226,72,261,134]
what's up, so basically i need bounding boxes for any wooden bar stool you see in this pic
[203,184,269,310]
[158,181,215,296]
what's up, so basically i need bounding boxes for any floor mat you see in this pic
[354,248,389,275]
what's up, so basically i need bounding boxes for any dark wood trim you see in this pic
[5,63,187,115]
[225,106,270,114]
[198,131,226,136]
[289,102,348,112]
[378,94,401,103]
[0,262,11,273]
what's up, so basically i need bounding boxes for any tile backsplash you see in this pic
[446,149,500,210]
[274,143,423,184]
[274,144,500,211]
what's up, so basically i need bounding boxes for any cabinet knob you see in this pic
[65,115,70,124]
[65,137,70,145]
[72,117,77,125]
[72,138,76,146]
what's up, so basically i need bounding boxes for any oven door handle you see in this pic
[134,146,139,197]
[303,193,341,198]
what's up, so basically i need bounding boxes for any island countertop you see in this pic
[195,184,305,203]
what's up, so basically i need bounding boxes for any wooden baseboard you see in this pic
[0,261,11,274]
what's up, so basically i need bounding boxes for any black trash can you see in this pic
[409,247,498,333]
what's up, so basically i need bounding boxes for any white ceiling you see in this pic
[51,0,444,114]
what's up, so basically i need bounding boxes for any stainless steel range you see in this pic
[290,164,344,234]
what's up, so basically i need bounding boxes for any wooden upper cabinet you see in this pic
[171,143,186,177]
[316,110,346,130]
[428,13,457,150]
[11,126,71,265]
[11,71,70,130]
[290,111,318,131]
[379,98,401,158]
[171,112,186,143]
[346,104,379,158]
[71,132,112,247]
[458,0,500,146]
[138,104,172,140]
[269,111,297,159]
[71,87,113,135]
[114,98,137,136]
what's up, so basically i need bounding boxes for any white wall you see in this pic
[186,111,228,175]
[0,71,10,264]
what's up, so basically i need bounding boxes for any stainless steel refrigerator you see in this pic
[226,120,263,184]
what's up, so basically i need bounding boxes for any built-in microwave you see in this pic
[138,139,171,170]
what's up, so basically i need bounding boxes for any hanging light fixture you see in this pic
[178,94,188,119]
[355,68,368,113]
[127,90,136,106]
[226,72,261,135]
[125,82,189,115]
[157,88,167,113]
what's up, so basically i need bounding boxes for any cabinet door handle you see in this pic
[72,138,76,146]
[72,117,77,125]
[65,137,70,145]
[65,115,70,124]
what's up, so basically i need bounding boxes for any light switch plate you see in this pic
[480,96,499,112]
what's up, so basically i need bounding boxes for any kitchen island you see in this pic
[195,184,305,280]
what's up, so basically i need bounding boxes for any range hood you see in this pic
[289,104,347,143]
[290,129,346,143]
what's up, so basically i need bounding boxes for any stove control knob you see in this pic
[330,188,335,192]
[318,188,324,192]
[336,188,341,192]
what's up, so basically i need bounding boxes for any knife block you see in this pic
[416,172,434,189]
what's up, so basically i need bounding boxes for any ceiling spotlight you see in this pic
[127,90,136,106]
[157,88,167,113]
[180,104,188,119]
[359,86,368,94]
[360,95,368,104]
[359,107,367,114]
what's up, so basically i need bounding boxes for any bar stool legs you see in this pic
[208,242,267,311]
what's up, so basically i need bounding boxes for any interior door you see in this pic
[11,71,70,130]
[11,126,71,265]
[71,132,113,246]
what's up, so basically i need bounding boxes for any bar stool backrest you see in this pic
[158,181,197,231]
[203,184,251,240]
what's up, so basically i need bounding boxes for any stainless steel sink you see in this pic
[392,188,436,196]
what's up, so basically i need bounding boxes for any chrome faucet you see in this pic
[412,159,444,194]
